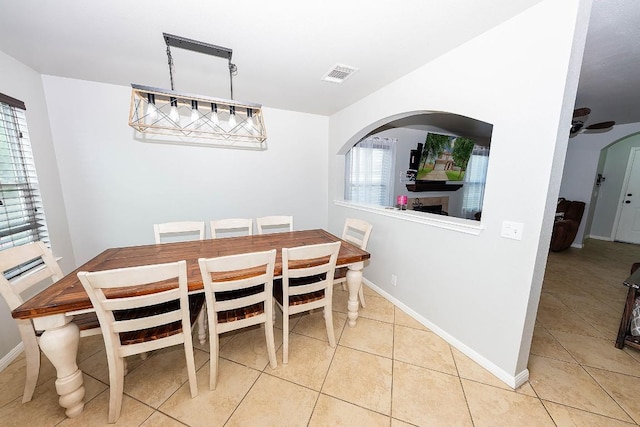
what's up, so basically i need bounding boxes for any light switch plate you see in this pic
[501,221,524,240]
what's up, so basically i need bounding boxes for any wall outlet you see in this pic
[391,274,397,286]
[501,221,524,240]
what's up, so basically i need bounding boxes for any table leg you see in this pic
[346,262,364,327]
[38,321,85,418]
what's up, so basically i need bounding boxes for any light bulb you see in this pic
[190,100,199,122]
[210,103,219,125]
[228,106,236,128]
[169,97,179,122]
[246,108,254,129]
[147,94,157,119]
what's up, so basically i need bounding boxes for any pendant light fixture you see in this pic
[129,33,267,147]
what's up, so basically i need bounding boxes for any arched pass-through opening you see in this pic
[339,110,493,221]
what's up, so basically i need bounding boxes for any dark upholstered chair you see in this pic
[550,198,585,252]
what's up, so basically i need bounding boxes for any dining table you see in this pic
[11,229,370,418]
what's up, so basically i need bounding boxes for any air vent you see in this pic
[321,64,359,83]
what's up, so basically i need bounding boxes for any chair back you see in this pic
[199,249,276,334]
[210,218,253,238]
[0,241,63,310]
[153,221,205,244]
[341,218,373,250]
[256,215,293,234]
[282,241,341,306]
[78,260,193,358]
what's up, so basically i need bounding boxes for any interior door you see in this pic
[615,147,640,244]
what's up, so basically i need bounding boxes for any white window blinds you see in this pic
[345,136,396,207]
[0,93,49,251]
[461,145,490,219]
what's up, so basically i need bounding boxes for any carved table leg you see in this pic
[346,262,364,327]
[37,321,85,418]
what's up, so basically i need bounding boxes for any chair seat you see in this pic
[273,275,326,306]
[117,294,205,345]
[334,267,348,281]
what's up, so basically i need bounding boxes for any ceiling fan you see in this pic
[570,107,615,137]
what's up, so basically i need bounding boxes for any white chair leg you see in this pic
[183,341,198,398]
[358,283,366,308]
[265,318,277,369]
[108,356,126,423]
[21,326,40,403]
[324,306,336,348]
[210,335,220,391]
[341,282,347,291]
[282,308,289,365]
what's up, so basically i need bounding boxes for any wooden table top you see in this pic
[12,229,370,320]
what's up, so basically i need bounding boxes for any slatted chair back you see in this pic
[77,260,199,423]
[256,215,293,234]
[275,241,340,364]
[209,218,253,238]
[153,221,205,244]
[198,249,277,390]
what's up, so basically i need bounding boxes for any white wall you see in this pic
[41,76,329,266]
[0,51,76,359]
[328,0,590,386]
[559,122,640,244]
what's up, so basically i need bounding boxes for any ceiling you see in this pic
[0,0,638,128]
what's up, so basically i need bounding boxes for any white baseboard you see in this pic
[0,342,24,372]
[362,278,528,389]
[588,235,613,241]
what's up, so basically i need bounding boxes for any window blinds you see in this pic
[345,136,396,207]
[0,96,49,251]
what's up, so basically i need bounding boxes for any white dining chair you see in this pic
[274,241,340,364]
[256,215,293,234]
[78,260,201,423]
[153,220,207,344]
[210,218,253,238]
[0,242,101,403]
[153,221,205,244]
[335,218,372,307]
[198,249,277,390]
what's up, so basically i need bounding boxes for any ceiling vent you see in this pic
[321,64,359,83]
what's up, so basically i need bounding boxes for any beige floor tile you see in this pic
[0,354,34,407]
[358,294,395,324]
[268,333,336,390]
[462,379,554,426]
[225,373,318,427]
[140,411,187,426]
[537,306,607,338]
[77,334,106,362]
[160,359,260,426]
[585,366,640,424]
[543,400,635,427]
[530,325,576,362]
[219,325,283,371]
[528,355,633,422]
[0,376,67,426]
[391,418,417,427]
[124,347,208,409]
[394,307,429,331]
[292,309,347,343]
[549,329,640,376]
[395,325,456,375]
[309,393,390,426]
[79,348,146,385]
[58,388,154,426]
[392,361,472,426]
[451,347,520,392]
[322,346,392,415]
[340,317,394,358]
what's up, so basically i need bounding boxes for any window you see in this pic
[0,93,49,253]
[461,145,490,219]
[345,136,396,206]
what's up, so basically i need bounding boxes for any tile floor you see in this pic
[2,239,640,426]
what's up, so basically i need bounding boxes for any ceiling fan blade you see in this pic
[585,121,615,131]
[573,107,591,119]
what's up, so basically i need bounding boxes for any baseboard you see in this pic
[588,235,613,241]
[0,342,24,372]
[362,277,528,389]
